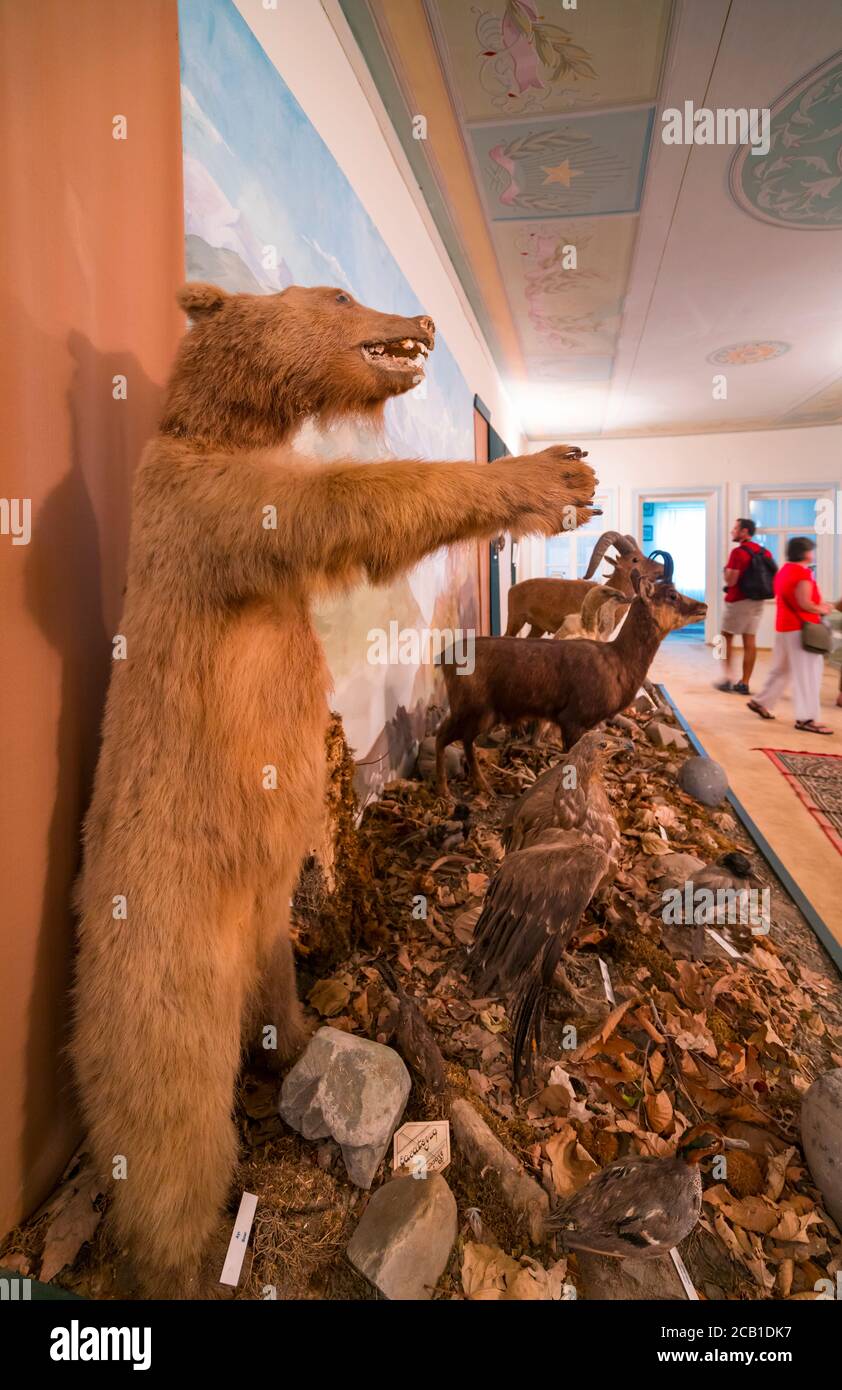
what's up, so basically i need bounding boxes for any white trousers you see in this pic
[756,629,823,722]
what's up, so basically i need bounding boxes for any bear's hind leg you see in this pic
[247,884,307,1070]
[74,882,254,1298]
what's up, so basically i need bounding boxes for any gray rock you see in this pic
[450,1097,548,1244]
[678,755,729,807]
[801,1069,842,1226]
[280,1027,411,1188]
[645,720,689,751]
[630,693,656,714]
[609,714,635,734]
[416,736,463,782]
[575,1251,686,1301]
[654,852,707,889]
[346,1174,457,1300]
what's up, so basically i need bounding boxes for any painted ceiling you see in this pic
[336,0,842,439]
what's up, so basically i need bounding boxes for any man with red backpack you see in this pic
[716,517,777,694]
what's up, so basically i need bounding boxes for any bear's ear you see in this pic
[177,283,230,321]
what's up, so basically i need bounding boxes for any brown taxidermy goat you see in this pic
[505,531,663,638]
[435,572,706,795]
[71,281,598,1296]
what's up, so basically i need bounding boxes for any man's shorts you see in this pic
[722,598,765,635]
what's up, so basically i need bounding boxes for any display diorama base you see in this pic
[3,704,841,1301]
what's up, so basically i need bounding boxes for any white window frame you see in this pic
[545,488,617,579]
[744,485,835,598]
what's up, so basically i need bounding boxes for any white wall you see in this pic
[234,0,523,454]
[531,424,842,646]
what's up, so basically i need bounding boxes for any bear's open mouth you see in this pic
[361,338,430,378]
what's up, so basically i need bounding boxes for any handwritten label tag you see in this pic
[669,1247,699,1300]
[219,1191,258,1287]
[598,957,616,1006]
[706,928,742,960]
[392,1121,451,1178]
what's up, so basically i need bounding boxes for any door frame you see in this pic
[487,421,511,636]
[474,395,510,636]
[632,484,724,644]
[473,405,491,636]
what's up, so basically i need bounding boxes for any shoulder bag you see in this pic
[781,582,832,654]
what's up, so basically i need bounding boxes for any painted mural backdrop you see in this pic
[177,0,478,779]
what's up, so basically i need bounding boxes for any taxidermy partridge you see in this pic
[659,850,764,959]
[466,731,620,1080]
[547,1126,722,1259]
[691,851,764,954]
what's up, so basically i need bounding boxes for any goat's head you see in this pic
[583,531,666,587]
[632,561,707,635]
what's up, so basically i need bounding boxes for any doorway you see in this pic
[636,487,722,644]
[487,421,511,636]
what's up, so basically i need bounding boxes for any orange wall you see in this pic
[0,0,183,1234]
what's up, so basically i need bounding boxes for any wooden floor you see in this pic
[651,636,842,950]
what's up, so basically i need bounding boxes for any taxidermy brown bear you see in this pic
[72,282,597,1296]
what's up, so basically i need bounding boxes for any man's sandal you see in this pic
[795,720,833,735]
[747,700,774,720]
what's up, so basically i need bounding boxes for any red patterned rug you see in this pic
[757,748,842,857]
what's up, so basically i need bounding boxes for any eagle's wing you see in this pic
[467,834,611,1080]
[505,761,588,850]
[503,767,561,851]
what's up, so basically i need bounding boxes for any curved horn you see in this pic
[582,531,633,579]
[580,584,612,630]
[624,534,643,551]
[647,549,674,583]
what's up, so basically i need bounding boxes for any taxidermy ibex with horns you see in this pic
[505,531,665,638]
[436,554,707,795]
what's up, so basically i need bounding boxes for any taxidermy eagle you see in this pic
[466,730,620,1081]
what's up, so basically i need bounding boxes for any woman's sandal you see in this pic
[747,700,774,720]
[795,720,833,735]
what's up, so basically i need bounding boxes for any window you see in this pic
[545,491,615,578]
[747,490,825,572]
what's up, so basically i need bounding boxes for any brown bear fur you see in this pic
[71,282,597,1296]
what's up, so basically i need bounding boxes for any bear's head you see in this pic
[160,283,436,448]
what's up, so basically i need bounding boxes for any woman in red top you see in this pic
[748,537,832,734]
